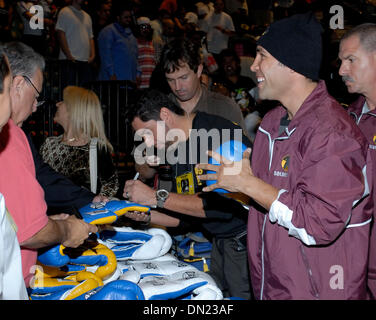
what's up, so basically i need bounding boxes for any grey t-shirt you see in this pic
[169,85,246,130]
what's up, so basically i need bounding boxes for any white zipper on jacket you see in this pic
[350,102,376,125]
[259,214,268,300]
[348,103,375,229]
[257,125,296,300]
[346,164,373,229]
[350,111,363,125]
[258,126,296,170]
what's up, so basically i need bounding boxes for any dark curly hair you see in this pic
[126,89,185,123]
[159,37,203,74]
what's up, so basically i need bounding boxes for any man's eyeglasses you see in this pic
[23,75,45,107]
[139,24,151,30]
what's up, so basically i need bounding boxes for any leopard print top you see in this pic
[40,135,119,197]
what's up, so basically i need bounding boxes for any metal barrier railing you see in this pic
[88,80,138,157]
[27,59,139,167]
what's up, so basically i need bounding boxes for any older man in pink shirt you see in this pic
[0,42,97,287]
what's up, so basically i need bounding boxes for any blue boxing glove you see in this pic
[74,280,145,300]
[206,140,247,193]
[38,201,151,268]
[99,227,172,261]
[79,200,151,224]
[133,269,222,300]
[29,276,79,295]
[30,278,101,300]
[38,244,70,267]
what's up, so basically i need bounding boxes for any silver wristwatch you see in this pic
[156,189,169,208]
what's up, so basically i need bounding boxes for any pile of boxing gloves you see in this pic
[29,200,223,300]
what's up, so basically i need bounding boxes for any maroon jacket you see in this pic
[248,81,373,299]
[348,96,376,299]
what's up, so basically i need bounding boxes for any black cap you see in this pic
[258,12,323,81]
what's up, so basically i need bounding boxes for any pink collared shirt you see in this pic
[0,119,48,286]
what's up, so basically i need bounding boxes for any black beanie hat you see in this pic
[258,12,323,81]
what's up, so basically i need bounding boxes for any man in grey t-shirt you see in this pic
[160,38,245,129]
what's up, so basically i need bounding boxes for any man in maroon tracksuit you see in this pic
[198,13,373,299]
[339,23,376,299]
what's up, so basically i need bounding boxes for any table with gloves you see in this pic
[29,200,223,301]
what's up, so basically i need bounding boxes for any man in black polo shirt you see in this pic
[123,89,253,299]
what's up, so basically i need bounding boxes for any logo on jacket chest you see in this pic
[273,155,289,178]
[370,135,376,150]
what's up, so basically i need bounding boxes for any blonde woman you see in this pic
[40,86,119,198]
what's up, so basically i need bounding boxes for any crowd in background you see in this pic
[0,0,376,175]
[2,0,375,144]
[1,0,376,301]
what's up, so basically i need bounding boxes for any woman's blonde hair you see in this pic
[63,86,113,152]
